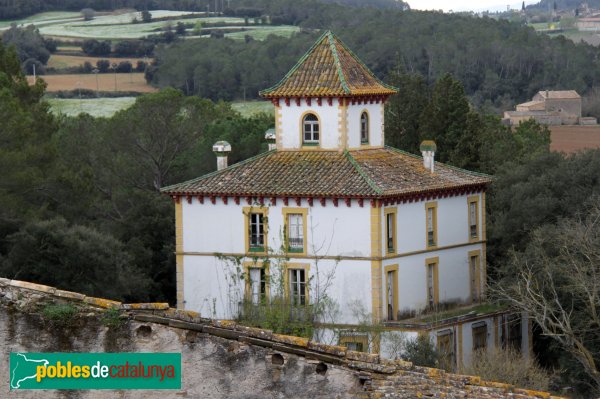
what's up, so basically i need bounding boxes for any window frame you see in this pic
[360,110,369,145]
[467,195,480,242]
[243,261,270,304]
[384,208,397,254]
[425,202,438,248]
[437,329,455,371]
[384,264,399,321]
[284,263,310,306]
[425,257,439,309]
[301,112,320,146]
[282,207,308,256]
[339,332,369,353]
[472,321,488,351]
[243,206,268,254]
[468,249,481,303]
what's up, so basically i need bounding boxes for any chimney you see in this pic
[420,140,437,173]
[212,140,232,171]
[265,128,276,151]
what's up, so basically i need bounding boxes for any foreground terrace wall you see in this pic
[0,279,562,399]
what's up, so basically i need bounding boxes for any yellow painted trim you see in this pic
[299,110,321,149]
[384,264,399,320]
[494,316,500,349]
[425,201,438,249]
[482,242,487,299]
[360,108,370,145]
[457,323,463,369]
[178,239,487,261]
[283,262,310,304]
[243,206,269,255]
[425,256,439,306]
[243,260,270,302]
[380,103,385,146]
[370,206,383,324]
[384,207,397,254]
[175,201,184,310]
[468,195,480,243]
[339,332,369,353]
[481,192,487,241]
[275,104,283,150]
[282,207,308,256]
[338,100,348,149]
[468,249,482,304]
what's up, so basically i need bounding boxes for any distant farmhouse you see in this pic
[504,90,596,126]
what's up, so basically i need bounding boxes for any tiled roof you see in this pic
[537,90,580,99]
[161,147,490,198]
[259,31,398,98]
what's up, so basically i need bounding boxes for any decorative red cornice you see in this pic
[168,183,488,208]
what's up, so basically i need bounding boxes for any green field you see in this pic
[1,10,296,41]
[231,101,274,117]
[48,97,137,117]
[48,98,275,118]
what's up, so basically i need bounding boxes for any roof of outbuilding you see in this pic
[259,31,398,98]
[161,147,490,198]
[537,90,581,99]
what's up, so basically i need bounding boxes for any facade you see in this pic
[504,90,585,126]
[163,31,529,370]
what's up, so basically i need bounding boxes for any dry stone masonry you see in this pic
[0,278,562,399]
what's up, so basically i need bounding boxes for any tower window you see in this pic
[360,112,369,144]
[303,113,319,145]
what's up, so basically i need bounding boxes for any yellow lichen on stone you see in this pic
[273,333,309,348]
[123,303,169,310]
[84,296,121,309]
[10,280,56,294]
[514,389,550,399]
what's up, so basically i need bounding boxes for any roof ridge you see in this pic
[259,31,329,96]
[330,33,398,93]
[161,149,276,193]
[327,31,350,94]
[384,145,492,179]
[343,150,383,195]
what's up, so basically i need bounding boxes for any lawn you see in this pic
[28,73,156,93]
[48,97,137,117]
[225,26,301,41]
[232,101,274,117]
[0,11,80,30]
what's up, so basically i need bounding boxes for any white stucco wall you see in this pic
[277,98,342,150]
[181,198,372,321]
[345,102,384,148]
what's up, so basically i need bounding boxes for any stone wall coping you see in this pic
[0,279,566,399]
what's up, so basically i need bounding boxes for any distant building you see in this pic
[504,90,589,125]
[576,17,600,30]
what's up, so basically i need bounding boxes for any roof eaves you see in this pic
[343,150,383,195]
[161,149,277,194]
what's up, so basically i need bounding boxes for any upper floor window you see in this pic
[287,213,304,252]
[385,209,396,253]
[249,212,265,251]
[360,112,369,144]
[302,113,319,145]
[426,202,437,247]
[468,196,479,241]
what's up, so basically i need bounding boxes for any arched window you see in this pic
[360,112,369,144]
[303,113,319,145]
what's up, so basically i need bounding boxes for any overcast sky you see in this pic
[407,0,539,12]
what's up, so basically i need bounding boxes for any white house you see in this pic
[162,31,529,369]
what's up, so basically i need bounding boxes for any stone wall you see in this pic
[0,278,563,399]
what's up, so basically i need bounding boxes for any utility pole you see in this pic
[112,63,118,92]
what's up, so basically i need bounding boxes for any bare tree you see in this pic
[493,203,600,390]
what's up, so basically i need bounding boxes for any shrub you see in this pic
[461,347,550,391]
[42,303,78,326]
[101,308,125,328]
[403,334,438,367]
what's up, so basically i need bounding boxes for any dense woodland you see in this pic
[149,3,600,113]
[1,0,600,396]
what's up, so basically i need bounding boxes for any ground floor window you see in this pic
[437,329,455,371]
[472,321,488,351]
[339,332,369,353]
